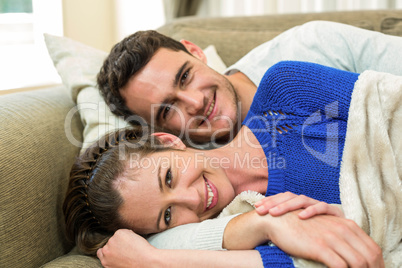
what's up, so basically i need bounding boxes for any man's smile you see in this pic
[200,92,216,126]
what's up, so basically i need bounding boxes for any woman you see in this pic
[64,127,379,267]
[64,61,400,267]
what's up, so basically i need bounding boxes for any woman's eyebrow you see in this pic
[157,165,163,193]
[156,165,163,232]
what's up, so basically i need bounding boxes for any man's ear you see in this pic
[180,39,207,63]
[152,132,187,150]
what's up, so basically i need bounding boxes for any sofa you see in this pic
[1,10,402,267]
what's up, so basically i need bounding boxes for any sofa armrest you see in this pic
[0,87,83,267]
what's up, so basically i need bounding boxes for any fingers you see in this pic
[309,243,347,268]
[298,203,345,219]
[255,192,305,215]
[97,247,109,268]
[97,248,103,260]
[255,192,319,216]
[255,192,345,220]
[341,220,384,268]
[319,219,384,268]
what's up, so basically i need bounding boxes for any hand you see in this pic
[263,210,384,268]
[97,229,156,268]
[99,229,264,268]
[254,192,344,219]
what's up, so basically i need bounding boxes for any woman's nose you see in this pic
[177,90,204,115]
[171,187,201,212]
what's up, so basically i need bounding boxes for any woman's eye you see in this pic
[162,105,171,119]
[165,168,172,187]
[164,207,171,226]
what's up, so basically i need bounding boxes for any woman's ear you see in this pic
[180,39,207,63]
[152,132,186,150]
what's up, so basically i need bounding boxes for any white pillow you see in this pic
[44,34,227,152]
[203,45,227,74]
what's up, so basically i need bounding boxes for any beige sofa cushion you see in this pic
[0,88,83,268]
[41,247,102,267]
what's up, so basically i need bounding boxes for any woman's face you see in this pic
[116,149,236,235]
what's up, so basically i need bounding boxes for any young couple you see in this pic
[64,21,402,267]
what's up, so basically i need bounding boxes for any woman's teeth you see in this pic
[205,98,215,119]
[206,181,214,209]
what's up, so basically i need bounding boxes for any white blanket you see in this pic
[340,70,402,267]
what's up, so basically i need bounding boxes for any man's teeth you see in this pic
[205,99,215,118]
[206,181,214,209]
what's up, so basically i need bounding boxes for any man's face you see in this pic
[120,48,239,144]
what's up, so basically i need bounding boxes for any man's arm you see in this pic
[228,20,402,86]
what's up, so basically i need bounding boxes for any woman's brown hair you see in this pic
[63,127,169,255]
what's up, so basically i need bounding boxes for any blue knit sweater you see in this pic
[243,61,360,267]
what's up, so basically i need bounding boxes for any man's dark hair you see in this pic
[97,30,191,123]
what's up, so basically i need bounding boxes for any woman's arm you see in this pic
[223,209,383,268]
[223,192,345,249]
[147,192,341,251]
[98,208,383,268]
[147,214,238,250]
[97,229,263,268]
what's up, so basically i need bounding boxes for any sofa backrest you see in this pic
[158,10,402,67]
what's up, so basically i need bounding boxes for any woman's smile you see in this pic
[204,176,218,211]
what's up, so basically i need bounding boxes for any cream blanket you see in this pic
[339,70,402,267]
[219,70,402,267]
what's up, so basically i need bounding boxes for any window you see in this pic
[0,0,63,91]
[0,0,33,45]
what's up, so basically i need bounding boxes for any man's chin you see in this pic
[183,130,235,149]
[165,121,239,148]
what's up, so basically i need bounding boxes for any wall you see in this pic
[198,0,402,17]
[62,0,165,52]
[62,0,116,52]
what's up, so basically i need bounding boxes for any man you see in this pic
[97,20,402,147]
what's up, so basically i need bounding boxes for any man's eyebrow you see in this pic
[155,61,190,123]
[174,61,189,88]
[156,165,163,232]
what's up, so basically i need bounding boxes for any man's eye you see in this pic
[165,168,172,187]
[164,207,171,226]
[180,70,189,86]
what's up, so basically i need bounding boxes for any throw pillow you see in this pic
[44,34,227,152]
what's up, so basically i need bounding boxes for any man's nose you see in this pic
[177,90,204,115]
